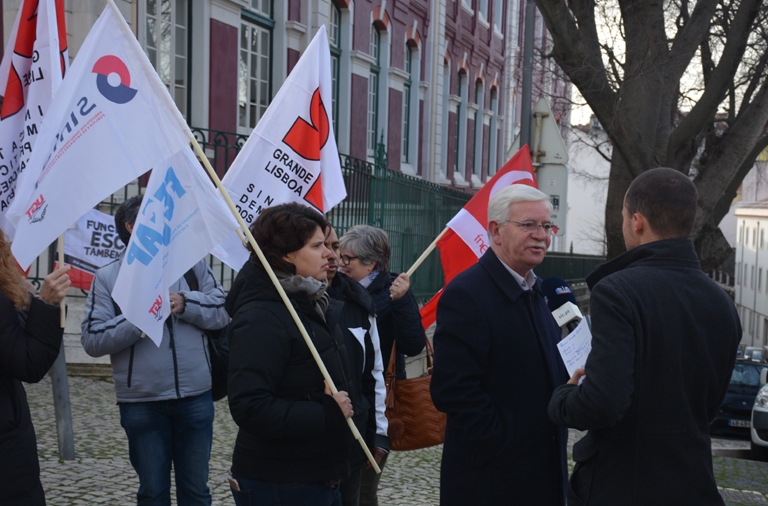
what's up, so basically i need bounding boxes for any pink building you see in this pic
[2,0,569,189]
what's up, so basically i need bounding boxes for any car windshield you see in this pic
[730,363,766,388]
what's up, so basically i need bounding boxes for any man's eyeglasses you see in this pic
[339,254,359,265]
[501,220,559,236]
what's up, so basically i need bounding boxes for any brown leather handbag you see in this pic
[384,337,446,451]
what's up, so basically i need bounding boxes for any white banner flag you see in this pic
[60,208,125,290]
[8,2,197,269]
[0,0,67,239]
[112,149,239,345]
[214,25,346,271]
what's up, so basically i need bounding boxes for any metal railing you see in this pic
[535,252,606,284]
[327,146,471,300]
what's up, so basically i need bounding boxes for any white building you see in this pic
[563,117,610,255]
[734,203,768,347]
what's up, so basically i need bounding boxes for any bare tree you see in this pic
[535,0,768,270]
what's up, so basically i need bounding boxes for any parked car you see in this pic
[710,360,768,438]
[750,372,768,460]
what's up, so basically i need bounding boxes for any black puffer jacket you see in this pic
[367,272,425,376]
[0,294,63,506]
[327,273,389,469]
[226,261,355,483]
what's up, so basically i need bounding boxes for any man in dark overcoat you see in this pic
[431,184,569,505]
[548,168,742,505]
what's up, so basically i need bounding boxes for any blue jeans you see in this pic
[119,391,214,506]
[229,473,342,506]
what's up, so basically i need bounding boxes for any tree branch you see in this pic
[667,0,762,169]
[665,0,719,85]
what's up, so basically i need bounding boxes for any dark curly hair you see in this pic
[114,195,143,246]
[248,203,329,274]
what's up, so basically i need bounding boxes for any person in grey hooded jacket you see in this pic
[81,196,229,506]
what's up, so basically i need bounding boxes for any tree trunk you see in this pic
[605,154,634,258]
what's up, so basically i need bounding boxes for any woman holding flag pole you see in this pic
[226,203,357,506]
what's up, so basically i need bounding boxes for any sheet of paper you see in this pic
[556,318,592,377]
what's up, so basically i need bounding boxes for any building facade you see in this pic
[734,203,768,348]
[2,0,569,188]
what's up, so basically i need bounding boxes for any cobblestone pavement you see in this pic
[24,376,768,505]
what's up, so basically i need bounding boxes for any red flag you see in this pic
[420,147,537,328]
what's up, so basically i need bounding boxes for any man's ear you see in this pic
[488,221,502,245]
[125,222,135,234]
[633,212,647,236]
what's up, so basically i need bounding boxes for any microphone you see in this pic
[541,276,583,334]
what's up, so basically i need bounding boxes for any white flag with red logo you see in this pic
[8,2,203,269]
[0,0,68,239]
[112,149,238,345]
[419,147,537,328]
[212,25,346,271]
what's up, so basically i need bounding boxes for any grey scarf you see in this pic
[277,272,329,320]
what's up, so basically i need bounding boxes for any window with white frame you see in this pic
[368,26,381,156]
[760,268,763,291]
[764,319,768,344]
[248,0,270,17]
[479,0,488,20]
[238,21,271,131]
[487,87,499,175]
[440,61,451,176]
[143,0,188,115]
[455,73,466,171]
[402,47,412,163]
[472,81,483,176]
[752,265,755,288]
[493,0,503,32]
[462,0,473,11]
[330,2,341,137]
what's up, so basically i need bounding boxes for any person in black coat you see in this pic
[337,224,425,506]
[226,204,355,506]
[0,230,71,506]
[324,226,389,506]
[548,168,742,505]
[430,184,569,506]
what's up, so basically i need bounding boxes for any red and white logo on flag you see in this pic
[214,25,346,271]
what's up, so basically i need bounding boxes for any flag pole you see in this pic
[405,227,449,277]
[189,141,381,474]
[57,234,65,327]
[105,0,379,472]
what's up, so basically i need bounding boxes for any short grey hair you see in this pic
[339,224,390,273]
[487,185,552,225]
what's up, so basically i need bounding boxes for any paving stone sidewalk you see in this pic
[24,376,768,505]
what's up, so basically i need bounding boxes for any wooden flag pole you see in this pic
[188,140,381,474]
[57,234,66,328]
[109,0,379,473]
[405,227,449,278]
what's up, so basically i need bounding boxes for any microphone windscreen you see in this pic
[541,276,578,312]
